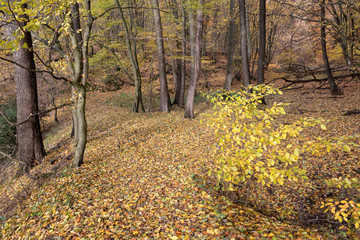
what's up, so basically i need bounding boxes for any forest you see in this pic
[0,0,359,238]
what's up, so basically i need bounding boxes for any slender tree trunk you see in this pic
[13,7,45,172]
[115,0,145,112]
[239,0,250,87]
[189,9,196,82]
[70,0,93,167]
[320,0,341,95]
[224,0,236,91]
[257,0,266,85]
[185,0,204,118]
[151,0,170,112]
[178,2,186,107]
[171,0,185,107]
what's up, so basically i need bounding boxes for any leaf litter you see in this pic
[1,84,359,239]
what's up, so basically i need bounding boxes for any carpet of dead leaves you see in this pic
[1,76,360,239]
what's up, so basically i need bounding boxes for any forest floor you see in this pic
[0,61,360,239]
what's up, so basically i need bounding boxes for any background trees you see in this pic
[0,0,359,167]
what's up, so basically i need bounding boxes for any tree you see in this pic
[151,0,170,112]
[185,0,204,118]
[70,1,94,167]
[224,0,236,91]
[26,0,93,167]
[171,0,186,107]
[115,0,145,113]
[257,0,266,85]
[2,2,45,173]
[239,0,250,87]
[320,0,341,95]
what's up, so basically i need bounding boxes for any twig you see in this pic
[0,150,16,162]
[0,110,16,126]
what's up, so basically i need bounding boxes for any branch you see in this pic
[0,110,16,127]
[0,150,17,162]
[0,55,71,83]
[16,103,71,127]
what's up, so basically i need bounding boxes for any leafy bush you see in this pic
[204,85,359,232]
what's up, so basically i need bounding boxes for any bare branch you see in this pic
[16,103,71,127]
[0,110,16,127]
[0,55,71,83]
[0,150,17,162]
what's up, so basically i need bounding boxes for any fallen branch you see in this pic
[343,110,360,116]
[271,72,360,89]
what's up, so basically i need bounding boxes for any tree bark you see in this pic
[239,0,250,87]
[320,0,341,95]
[152,0,170,111]
[257,0,266,85]
[185,0,204,118]
[13,7,45,172]
[224,0,236,91]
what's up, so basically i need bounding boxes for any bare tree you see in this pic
[151,0,170,111]
[320,0,341,95]
[224,0,236,91]
[185,0,204,118]
[115,0,145,112]
[239,0,250,87]
[258,0,266,84]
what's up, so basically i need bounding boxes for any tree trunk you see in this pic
[115,0,145,112]
[185,0,204,118]
[151,0,170,112]
[13,10,45,172]
[320,0,341,95]
[257,0,266,85]
[70,0,93,167]
[171,0,185,107]
[224,0,236,91]
[176,2,186,107]
[239,0,250,87]
[189,9,196,82]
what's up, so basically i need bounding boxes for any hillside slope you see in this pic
[1,86,359,239]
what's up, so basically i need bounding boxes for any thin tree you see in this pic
[171,0,185,107]
[185,0,204,118]
[179,2,187,107]
[257,0,266,85]
[320,0,341,95]
[151,0,170,111]
[224,0,236,91]
[115,0,145,112]
[239,0,250,87]
[70,0,94,167]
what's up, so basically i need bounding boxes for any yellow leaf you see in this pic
[320,124,326,130]
[331,207,336,214]
[343,145,351,152]
[294,148,299,157]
